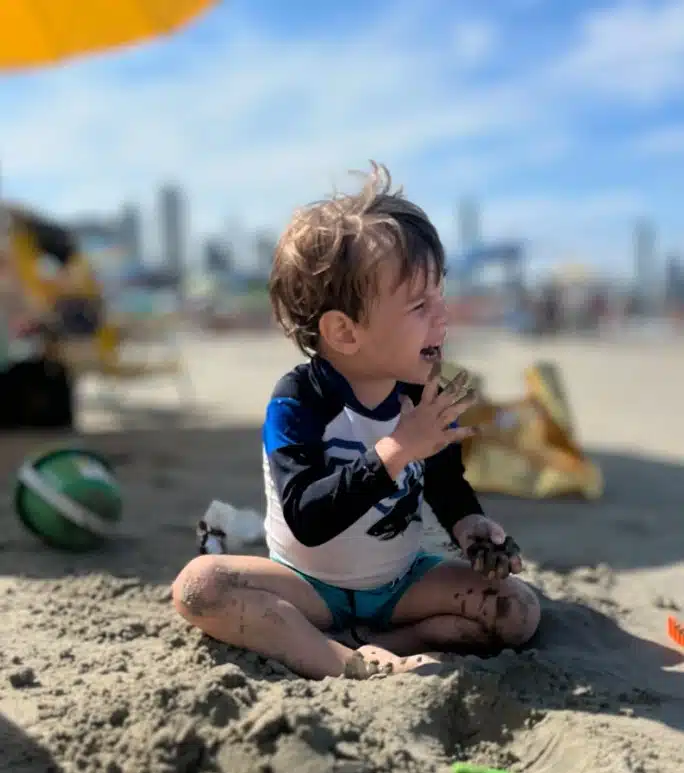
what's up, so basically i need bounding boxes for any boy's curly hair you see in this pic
[268,161,446,356]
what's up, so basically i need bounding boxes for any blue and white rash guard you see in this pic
[262,356,483,590]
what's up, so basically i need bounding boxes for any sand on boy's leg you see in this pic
[172,553,448,680]
[331,553,541,663]
[346,615,491,657]
[388,560,542,650]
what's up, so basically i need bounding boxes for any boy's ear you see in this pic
[318,310,361,356]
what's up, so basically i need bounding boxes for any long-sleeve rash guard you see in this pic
[262,356,484,589]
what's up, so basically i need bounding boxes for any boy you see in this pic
[172,163,540,679]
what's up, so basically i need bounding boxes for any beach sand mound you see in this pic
[2,559,683,773]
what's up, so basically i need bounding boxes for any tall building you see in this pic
[665,253,683,305]
[118,203,143,268]
[633,218,657,309]
[457,197,481,249]
[159,184,187,301]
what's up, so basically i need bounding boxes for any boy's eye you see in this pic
[411,302,426,312]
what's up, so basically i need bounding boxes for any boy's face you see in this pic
[356,254,448,385]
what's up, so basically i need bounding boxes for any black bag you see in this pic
[0,357,74,430]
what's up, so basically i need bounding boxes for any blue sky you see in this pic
[1,0,683,276]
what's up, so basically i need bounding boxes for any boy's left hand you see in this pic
[452,514,523,580]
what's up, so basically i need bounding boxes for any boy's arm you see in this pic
[264,397,399,547]
[423,439,483,540]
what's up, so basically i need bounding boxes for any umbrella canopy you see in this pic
[0,0,218,71]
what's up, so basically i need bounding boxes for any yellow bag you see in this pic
[441,360,603,500]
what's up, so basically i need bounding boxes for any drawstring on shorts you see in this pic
[345,590,369,646]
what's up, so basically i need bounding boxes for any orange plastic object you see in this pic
[667,616,684,647]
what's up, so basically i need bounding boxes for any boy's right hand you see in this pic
[375,365,478,478]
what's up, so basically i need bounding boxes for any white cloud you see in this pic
[546,1,684,103]
[452,20,498,67]
[0,5,538,241]
[485,190,644,236]
[423,134,572,193]
[632,125,684,154]
[0,0,682,273]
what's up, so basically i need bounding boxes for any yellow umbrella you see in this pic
[0,0,218,70]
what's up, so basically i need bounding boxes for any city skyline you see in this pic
[69,181,680,288]
[0,0,683,278]
[63,176,684,305]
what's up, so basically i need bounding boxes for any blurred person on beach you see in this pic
[173,163,540,679]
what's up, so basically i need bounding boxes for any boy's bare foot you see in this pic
[343,645,448,680]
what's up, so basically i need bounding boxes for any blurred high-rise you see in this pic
[118,203,143,268]
[159,184,187,302]
[457,197,481,249]
[633,217,657,311]
[665,253,684,306]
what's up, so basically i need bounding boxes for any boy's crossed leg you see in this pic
[359,559,540,657]
[172,554,540,680]
[173,554,442,679]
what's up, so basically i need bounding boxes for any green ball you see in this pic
[14,447,123,551]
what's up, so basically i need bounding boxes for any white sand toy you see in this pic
[196,499,265,554]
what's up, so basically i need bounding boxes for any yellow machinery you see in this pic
[8,205,104,346]
[0,205,188,428]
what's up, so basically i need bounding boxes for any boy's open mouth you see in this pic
[420,345,442,362]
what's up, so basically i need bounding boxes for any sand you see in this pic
[1,328,684,773]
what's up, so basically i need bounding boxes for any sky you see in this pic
[1,0,684,276]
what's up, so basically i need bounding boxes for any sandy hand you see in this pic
[455,514,523,580]
[388,363,478,461]
[466,535,522,580]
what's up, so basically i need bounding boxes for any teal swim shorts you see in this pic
[271,551,445,632]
